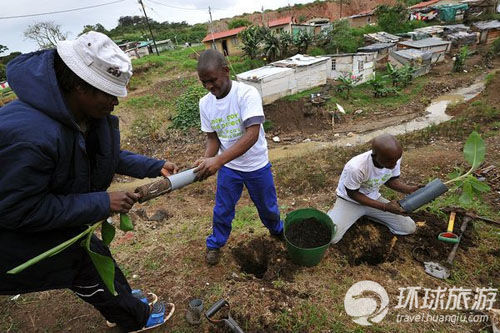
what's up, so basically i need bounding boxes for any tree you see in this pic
[321,19,361,54]
[0,63,6,81]
[0,45,8,55]
[278,31,293,58]
[227,19,251,29]
[24,21,69,50]
[240,26,264,59]
[293,29,314,54]
[80,23,109,36]
[375,4,409,34]
[263,29,281,62]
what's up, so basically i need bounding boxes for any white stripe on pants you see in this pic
[328,196,416,244]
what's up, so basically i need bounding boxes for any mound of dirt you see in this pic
[285,218,331,248]
[333,211,479,266]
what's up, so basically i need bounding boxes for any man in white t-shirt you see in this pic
[194,49,284,265]
[328,134,421,244]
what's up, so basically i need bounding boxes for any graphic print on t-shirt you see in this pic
[210,113,242,139]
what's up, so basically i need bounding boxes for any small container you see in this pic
[185,298,203,325]
[399,179,448,213]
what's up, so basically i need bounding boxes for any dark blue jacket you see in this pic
[0,50,164,293]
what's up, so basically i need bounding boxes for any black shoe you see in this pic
[206,248,221,266]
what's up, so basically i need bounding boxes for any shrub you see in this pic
[171,85,207,129]
[452,46,469,72]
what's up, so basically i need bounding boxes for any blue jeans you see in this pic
[206,163,283,249]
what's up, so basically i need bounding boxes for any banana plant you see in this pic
[7,213,134,296]
[444,131,490,205]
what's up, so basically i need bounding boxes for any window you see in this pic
[331,59,336,71]
[232,37,239,45]
[358,60,364,72]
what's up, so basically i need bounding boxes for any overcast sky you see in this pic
[1,0,316,55]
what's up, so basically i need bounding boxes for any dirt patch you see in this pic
[333,211,479,267]
[231,237,301,282]
[285,218,331,248]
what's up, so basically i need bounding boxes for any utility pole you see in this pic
[138,0,159,56]
[208,6,215,49]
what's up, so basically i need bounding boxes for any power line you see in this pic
[0,0,126,20]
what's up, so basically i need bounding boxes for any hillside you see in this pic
[212,0,397,31]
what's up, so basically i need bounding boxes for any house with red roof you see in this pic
[268,16,293,34]
[201,26,246,56]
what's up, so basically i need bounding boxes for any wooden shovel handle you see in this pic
[446,216,471,265]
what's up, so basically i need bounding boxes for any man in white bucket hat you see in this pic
[0,31,176,331]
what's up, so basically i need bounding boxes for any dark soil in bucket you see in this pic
[285,218,331,249]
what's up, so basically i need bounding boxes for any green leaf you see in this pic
[447,167,462,180]
[468,176,491,193]
[101,221,116,246]
[463,131,485,170]
[84,231,117,296]
[459,181,473,206]
[120,213,134,232]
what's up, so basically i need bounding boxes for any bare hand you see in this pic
[160,162,179,177]
[194,157,222,181]
[109,191,140,214]
[384,200,406,214]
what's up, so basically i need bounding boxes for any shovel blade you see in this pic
[424,261,450,279]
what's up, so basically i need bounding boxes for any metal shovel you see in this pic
[205,299,245,333]
[418,216,471,279]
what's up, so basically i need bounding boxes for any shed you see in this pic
[388,49,433,77]
[236,66,296,105]
[271,54,331,92]
[472,20,500,44]
[327,53,376,84]
[347,9,376,28]
[365,31,401,44]
[445,31,479,47]
[357,43,396,63]
[397,37,451,63]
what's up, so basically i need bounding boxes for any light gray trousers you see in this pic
[327,196,416,244]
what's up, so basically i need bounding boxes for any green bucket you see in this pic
[284,208,336,267]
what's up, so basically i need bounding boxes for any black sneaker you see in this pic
[206,248,221,266]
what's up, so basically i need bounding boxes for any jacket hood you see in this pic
[6,49,78,129]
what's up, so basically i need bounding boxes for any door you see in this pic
[222,40,229,56]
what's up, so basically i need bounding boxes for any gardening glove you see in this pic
[109,191,140,214]
[161,162,179,177]
[384,200,406,215]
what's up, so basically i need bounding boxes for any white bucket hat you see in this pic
[57,31,132,97]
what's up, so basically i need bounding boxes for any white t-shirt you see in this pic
[336,150,401,203]
[199,81,269,172]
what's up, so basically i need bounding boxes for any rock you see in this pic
[334,133,340,137]
[149,209,172,222]
[347,132,354,137]
[272,136,281,143]
[345,143,353,147]
[303,138,311,142]
[354,109,363,115]
[132,274,139,279]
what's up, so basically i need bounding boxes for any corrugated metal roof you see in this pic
[271,54,330,67]
[202,26,246,43]
[365,32,401,43]
[399,37,451,48]
[236,66,294,81]
[358,42,396,52]
[473,20,500,30]
[269,16,293,27]
[348,9,375,18]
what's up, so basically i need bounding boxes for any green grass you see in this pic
[283,87,322,101]
[232,205,261,230]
